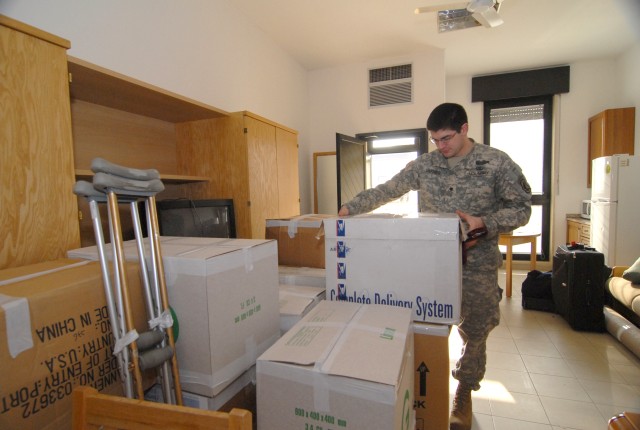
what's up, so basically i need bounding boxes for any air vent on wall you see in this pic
[369,64,413,108]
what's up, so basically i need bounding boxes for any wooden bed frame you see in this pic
[72,386,252,430]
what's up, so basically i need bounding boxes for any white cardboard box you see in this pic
[68,237,281,397]
[278,265,326,288]
[324,213,462,324]
[278,284,325,334]
[257,300,414,430]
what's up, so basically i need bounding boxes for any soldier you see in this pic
[338,102,532,430]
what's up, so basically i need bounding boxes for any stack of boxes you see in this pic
[67,236,281,412]
[1,211,461,429]
[260,212,462,430]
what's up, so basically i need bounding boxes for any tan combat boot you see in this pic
[450,382,473,430]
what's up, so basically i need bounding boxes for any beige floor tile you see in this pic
[484,367,536,395]
[490,391,549,424]
[539,396,608,430]
[509,326,551,342]
[487,336,519,354]
[529,373,591,402]
[487,350,527,372]
[493,416,554,430]
[515,338,562,358]
[580,379,640,410]
[521,355,574,377]
[565,358,625,383]
[471,412,495,430]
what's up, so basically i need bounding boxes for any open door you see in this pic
[336,133,367,208]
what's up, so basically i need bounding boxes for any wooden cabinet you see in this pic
[176,112,300,239]
[566,217,590,245]
[1,15,80,269]
[66,56,229,246]
[587,107,635,187]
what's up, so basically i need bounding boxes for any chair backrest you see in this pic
[72,386,252,430]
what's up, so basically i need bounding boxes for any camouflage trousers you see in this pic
[451,267,502,391]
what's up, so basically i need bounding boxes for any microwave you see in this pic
[581,200,591,219]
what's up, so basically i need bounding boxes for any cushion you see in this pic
[608,276,640,317]
[623,256,640,284]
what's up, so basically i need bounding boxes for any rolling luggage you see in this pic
[552,244,607,332]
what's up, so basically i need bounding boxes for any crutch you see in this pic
[72,180,134,399]
[90,159,183,405]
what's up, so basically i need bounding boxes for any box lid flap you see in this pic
[260,301,411,386]
[324,213,461,241]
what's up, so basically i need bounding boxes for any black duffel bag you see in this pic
[521,270,555,312]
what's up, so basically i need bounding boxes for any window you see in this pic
[484,96,553,261]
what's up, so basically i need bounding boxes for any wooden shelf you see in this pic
[67,56,229,123]
[75,169,209,184]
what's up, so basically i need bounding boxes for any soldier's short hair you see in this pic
[427,103,468,133]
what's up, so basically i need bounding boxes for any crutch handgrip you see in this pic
[91,157,160,181]
[138,346,174,371]
[136,330,165,352]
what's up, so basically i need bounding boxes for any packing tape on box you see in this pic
[179,332,278,396]
[0,294,34,358]
[266,214,323,238]
[0,260,93,359]
[0,260,92,286]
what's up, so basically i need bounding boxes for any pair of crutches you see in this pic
[73,158,183,405]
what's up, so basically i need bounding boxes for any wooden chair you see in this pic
[72,386,252,430]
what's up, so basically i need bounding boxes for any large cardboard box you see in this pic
[278,284,325,334]
[162,239,280,397]
[69,237,281,397]
[265,214,333,268]
[413,323,451,430]
[324,213,462,324]
[257,301,414,430]
[0,259,146,430]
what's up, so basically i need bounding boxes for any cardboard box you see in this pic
[278,284,325,334]
[163,239,280,397]
[257,301,414,430]
[266,214,333,268]
[413,323,451,430]
[279,265,326,288]
[0,259,146,430]
[324,213,462,324]
[69,237,281,397]
[146,365,256,414]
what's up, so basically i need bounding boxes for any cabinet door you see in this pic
[245,116,279,238]
[276,127,300,217]
[1,19,79,268]
[566,220,581,244]
[587,112,604,187]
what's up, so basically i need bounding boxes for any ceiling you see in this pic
[227,0,640,77]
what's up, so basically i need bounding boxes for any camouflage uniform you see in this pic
[343,141,532,390]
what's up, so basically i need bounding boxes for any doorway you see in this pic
[336,129,427,211]
[483,95,553,261]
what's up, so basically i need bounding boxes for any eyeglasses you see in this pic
[429,132,457,145]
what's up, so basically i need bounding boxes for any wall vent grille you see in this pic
[369,64,413,107]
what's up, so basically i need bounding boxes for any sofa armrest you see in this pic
[611,266,630,278]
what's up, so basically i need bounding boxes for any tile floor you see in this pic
[448,269,640,430]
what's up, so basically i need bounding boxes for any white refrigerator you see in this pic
[590,154,640,267]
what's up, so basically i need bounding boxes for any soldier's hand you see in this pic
[338,206,350,216]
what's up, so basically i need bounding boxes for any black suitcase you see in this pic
[521,270,555,312]
[552,244,607,332]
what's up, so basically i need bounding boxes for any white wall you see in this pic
[447,53,636,257]
[307,49,446,210]
[1,0,312,210]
